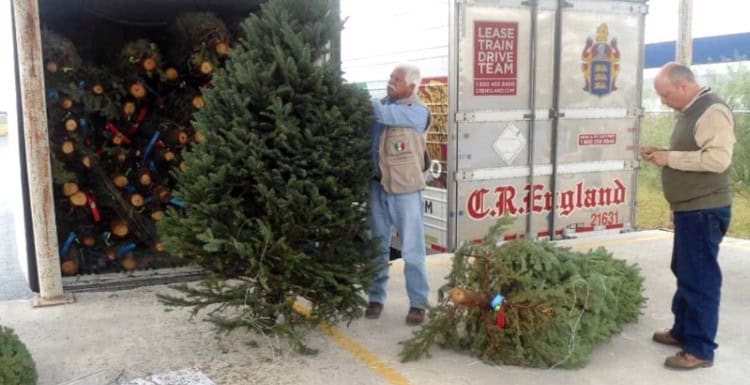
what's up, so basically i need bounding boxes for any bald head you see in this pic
[654,62,701,110]
[660,63,697,85]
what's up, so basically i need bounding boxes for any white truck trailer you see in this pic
[348,0,648,252]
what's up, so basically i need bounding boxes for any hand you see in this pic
[642,150,669,167]
[639,145,661,158]
[639,146,653,158]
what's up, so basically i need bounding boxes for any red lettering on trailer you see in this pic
[578,133,616,146]
[522,184,553,213]
[467,188,491,219]
[466,179,627,220]
[494,186,518,216]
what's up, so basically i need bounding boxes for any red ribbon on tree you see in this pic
[496,303,507,328]
[86,193,101,222]
[106,121,132,145]
[490,294,509,328]
[127,107,149,135]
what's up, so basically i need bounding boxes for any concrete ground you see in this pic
[1,229,749,385]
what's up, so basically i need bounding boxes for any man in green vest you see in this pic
[641,62,735,370]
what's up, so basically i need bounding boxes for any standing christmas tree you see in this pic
[158,0,377,347]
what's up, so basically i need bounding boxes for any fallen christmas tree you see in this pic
[400,218,646,368]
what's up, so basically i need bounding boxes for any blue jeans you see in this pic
[367,180,429,309]
[670,206,731,361]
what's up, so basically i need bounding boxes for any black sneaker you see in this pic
[405,307,425,326]
[365,302,383,319]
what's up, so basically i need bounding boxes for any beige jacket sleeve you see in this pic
[667,104,735,173]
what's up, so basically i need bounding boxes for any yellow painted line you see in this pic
[319,324,413,385]
[292,302,414,385]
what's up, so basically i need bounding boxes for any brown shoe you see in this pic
[653,330,681,346]
[365,302,383,319]
[664,351,713,370]
[405,307,425,326]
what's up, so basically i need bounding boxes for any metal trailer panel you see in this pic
[449,0,646,247]
[423,187,449,252]
[456,119,551,169]
[557,2,646,111]
[555,118,639,163]
[550,0,646,234]
[454,117,637,170]
[447,0,460,250]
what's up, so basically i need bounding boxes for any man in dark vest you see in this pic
[641,62,735,370]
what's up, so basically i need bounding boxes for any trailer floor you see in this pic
[1,229,749,385]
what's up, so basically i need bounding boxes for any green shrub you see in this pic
[0,326,37,385]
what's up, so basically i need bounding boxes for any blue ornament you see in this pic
[47,89,60,102]
[490,294,505,311]
[116,242,137,257]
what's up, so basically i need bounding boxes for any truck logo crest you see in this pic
[581,23,620,96]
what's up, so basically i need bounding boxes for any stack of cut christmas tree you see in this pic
[44,12,232,275]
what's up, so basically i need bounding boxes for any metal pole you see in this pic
[525,0,539,238]
[446,0,460,251]
[630,2,649,233]
[12,0,74,306]
[677,0,692,65]
[548,0,566,239]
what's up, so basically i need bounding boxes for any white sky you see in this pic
[1,1,749,112]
